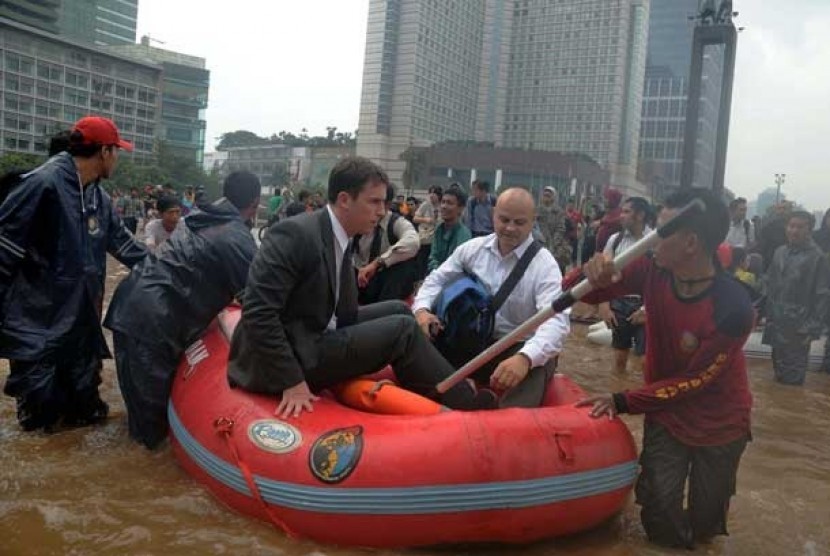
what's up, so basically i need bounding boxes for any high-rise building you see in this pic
[59,0,138,46]
[638,0,725,195]
[0,0,60,33]
[357,0,651,193]
[503,0,649,191]
[0,17,162,161]
[108,36,209,164]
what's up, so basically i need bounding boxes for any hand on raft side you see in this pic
[576,393,617,420]
[277,381,320,418]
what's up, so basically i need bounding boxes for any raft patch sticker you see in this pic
[309,426,364,484]
[248,420,302,454]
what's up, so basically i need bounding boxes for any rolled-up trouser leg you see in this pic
[635,421,694,549]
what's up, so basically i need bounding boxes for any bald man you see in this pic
[414,187,570,407]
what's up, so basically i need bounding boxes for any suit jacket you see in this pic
[227,209,344,393]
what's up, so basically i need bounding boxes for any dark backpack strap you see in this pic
[368,224,383,260]
[743,219,751,243]
[491,240,543,313]
[386,212,399,247]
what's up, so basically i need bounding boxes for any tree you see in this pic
[218,127,357,149]
[0,152,44,175]
[400,146,428,193]
[216,130,269,150]
[271,161,290,187]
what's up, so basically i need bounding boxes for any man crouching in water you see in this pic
[577,188,754,549]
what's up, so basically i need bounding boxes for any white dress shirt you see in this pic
[725,219,755,249]
[603,226,652,257]
[326,205,351,330]
[413,233,570,367]
[353,212,420,268]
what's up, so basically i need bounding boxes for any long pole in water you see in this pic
[435,199,706,395]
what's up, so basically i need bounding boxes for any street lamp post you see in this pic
[774,173,786,204]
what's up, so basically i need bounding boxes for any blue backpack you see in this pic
[433,241,542,367]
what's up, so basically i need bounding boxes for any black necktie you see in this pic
[335,242,358,328]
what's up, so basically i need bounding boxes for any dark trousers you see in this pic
[4,346,107,431]
[636,422,747,549]
[113,331,178,449]
[358,258,419,305]
[771,335,811,385]
[440,341,556,408]
[610,297,646,356]
[306,301,476,409]
[123,216,138,234]
[416,243,432,280]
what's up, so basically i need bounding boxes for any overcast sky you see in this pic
[136,0,830,211]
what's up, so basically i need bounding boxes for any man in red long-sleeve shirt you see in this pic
[577,188,754,549]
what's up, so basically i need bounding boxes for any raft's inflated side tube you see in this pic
[169,307,638,548]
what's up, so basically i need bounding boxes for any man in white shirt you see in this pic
[598,197,652,373]
[354,185,421,304]
[414,187,570,407]
[143,195,182,252]
[724,197,754,249]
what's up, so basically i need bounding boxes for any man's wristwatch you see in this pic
[374,257,387,271]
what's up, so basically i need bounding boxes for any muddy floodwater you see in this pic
[1,261,829,556]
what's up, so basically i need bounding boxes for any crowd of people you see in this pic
[722,197,830,385]
[1,115,829,550]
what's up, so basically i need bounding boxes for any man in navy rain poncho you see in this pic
[0,116,148,431]
[105,171,260,449]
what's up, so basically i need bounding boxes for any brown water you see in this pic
[1,263,829,556]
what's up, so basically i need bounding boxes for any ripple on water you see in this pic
[1,320,829,555]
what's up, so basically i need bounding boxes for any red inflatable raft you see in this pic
[169,307,638,548]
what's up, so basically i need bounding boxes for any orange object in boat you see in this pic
[332,379,445,416]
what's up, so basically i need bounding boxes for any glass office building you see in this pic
[59,0,138,46]
[639,0,725,193]
[0,17,161,161]
[358,0,650,192]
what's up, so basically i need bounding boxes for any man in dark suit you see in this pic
[228,157,494,416]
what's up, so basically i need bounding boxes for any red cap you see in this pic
[71,116,134,151]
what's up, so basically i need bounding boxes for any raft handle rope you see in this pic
[213,416,298,538]
[437,199,707,395]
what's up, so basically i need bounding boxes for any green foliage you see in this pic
[217,127,357,150]
[105,141,219,197]
[271,161,290,187]
[0,152,45,175]
[216,130,270,150]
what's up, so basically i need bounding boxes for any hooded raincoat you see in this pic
[0,153,147,358]
[104,197,257,447]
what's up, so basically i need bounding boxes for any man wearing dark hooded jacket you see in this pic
[0,117,147,431]
[104,171,260,448]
